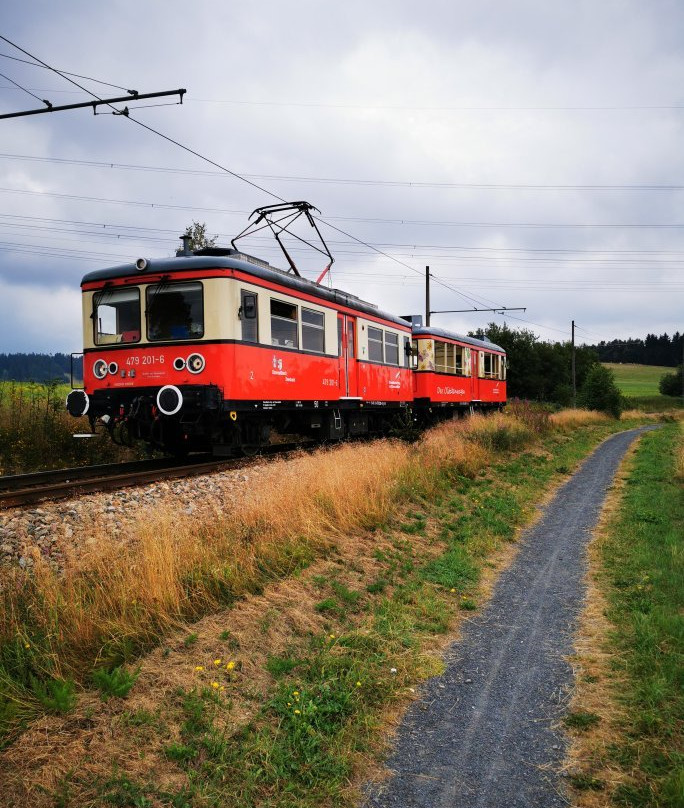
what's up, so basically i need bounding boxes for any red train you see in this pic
[66,240,506,455]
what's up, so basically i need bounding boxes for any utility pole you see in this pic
[425,266,430,327]
[572,320,577,408]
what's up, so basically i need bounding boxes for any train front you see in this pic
[65,257,222,455]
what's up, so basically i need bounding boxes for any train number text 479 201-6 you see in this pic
[125,355,165,366]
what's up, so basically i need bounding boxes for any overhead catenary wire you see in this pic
[0,34,500,310]
[0,152,682,192]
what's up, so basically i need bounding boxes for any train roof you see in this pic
[81,249,411,329]
[411,326,506,353]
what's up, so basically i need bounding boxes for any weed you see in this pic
[569,772,605,791]
[30,676,77,714]
[265,654,300,678]
[315,598,338,614]
[182,633,198,648]
[564,710,600,730]
[92,665,140,700]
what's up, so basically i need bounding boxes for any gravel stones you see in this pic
[0,461,268,575]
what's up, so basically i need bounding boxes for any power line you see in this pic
[3,184,683,235]
[1,152,683,192]
[0,70,46,104]
[0,51,135,92]
[0,38,497,308]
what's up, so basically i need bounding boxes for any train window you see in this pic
[482,353,498,378]
[240,290,258,343]
[271,299,298,348]
[347,321,354,358]
[385,332,399,365]
[455,345,464,374]
[146,281,204,342]
[302,308,325,353]
[368,326,384,362]
[94,287,141,345]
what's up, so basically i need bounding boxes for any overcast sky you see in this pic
[1,0,683,353]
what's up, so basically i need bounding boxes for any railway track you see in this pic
[0,443,304,510]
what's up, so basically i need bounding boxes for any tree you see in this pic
[179,221,218,253]
[659,366,683,397]
[577,364,623,418]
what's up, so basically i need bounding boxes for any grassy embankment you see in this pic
[566,421,683,807]
[603,362,683,411]
[0,381,140,474]
[0,405,659,807]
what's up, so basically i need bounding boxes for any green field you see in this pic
[603,363,673,397]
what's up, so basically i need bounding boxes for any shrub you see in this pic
[92,665,140,700]
[659,366,683,397]
[577,365,624,419]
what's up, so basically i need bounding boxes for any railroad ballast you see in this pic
[66,210,506,455]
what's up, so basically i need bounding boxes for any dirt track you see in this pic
[364,427,655,808]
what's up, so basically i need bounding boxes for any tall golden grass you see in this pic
[550,409,610,430]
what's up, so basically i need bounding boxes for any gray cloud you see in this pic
[0,0,683,354]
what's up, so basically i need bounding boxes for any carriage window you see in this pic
[147,281,203,342]
[302,308,325,353]
[385,332,399,365]
[483,353,499,379]
[455,345,464,374]
[240,290,258,343]
[271,299,298,348]
[94,287,141,345]
[368,326,384,362]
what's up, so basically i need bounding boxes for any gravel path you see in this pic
[364,427,656,808]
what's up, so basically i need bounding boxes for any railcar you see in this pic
[411,326,506,419]
[66,247,415,455]
[66,202,507,455]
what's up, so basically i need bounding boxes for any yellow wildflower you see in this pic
[356,681,362,687]
[226,661,236,671]
[211,681,219,688]
[294,709,301,715]
[213,659,222,666]
[194,665,204,671]
[293,690,299,696]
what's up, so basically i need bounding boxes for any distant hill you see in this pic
[0,353,72,383]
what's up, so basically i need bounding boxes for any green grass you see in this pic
[587,423,683,806]
[602,363,675,398]
[0,380,142,474]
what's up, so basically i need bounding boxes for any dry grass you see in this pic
[550,409,610,430]
[0,409,611,686]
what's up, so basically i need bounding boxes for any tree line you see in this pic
[590,333,683,367]
[0,353,72,383]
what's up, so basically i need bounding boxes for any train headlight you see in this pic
[66,390,89,417]
[93,359,108,379]
[173,357,186,371]
[187,353,205,374]
[156,385,183,416]
[108,361,119,375]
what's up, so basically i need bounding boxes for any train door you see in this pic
[471,349,480,400]
[337,314,359,397]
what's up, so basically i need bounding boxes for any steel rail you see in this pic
[0,444,305,510]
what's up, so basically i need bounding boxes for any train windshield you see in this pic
[146,281,204,341]
[93,287,141,345]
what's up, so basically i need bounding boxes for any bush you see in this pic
[577,365,624,419]
[659,366,683,397]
